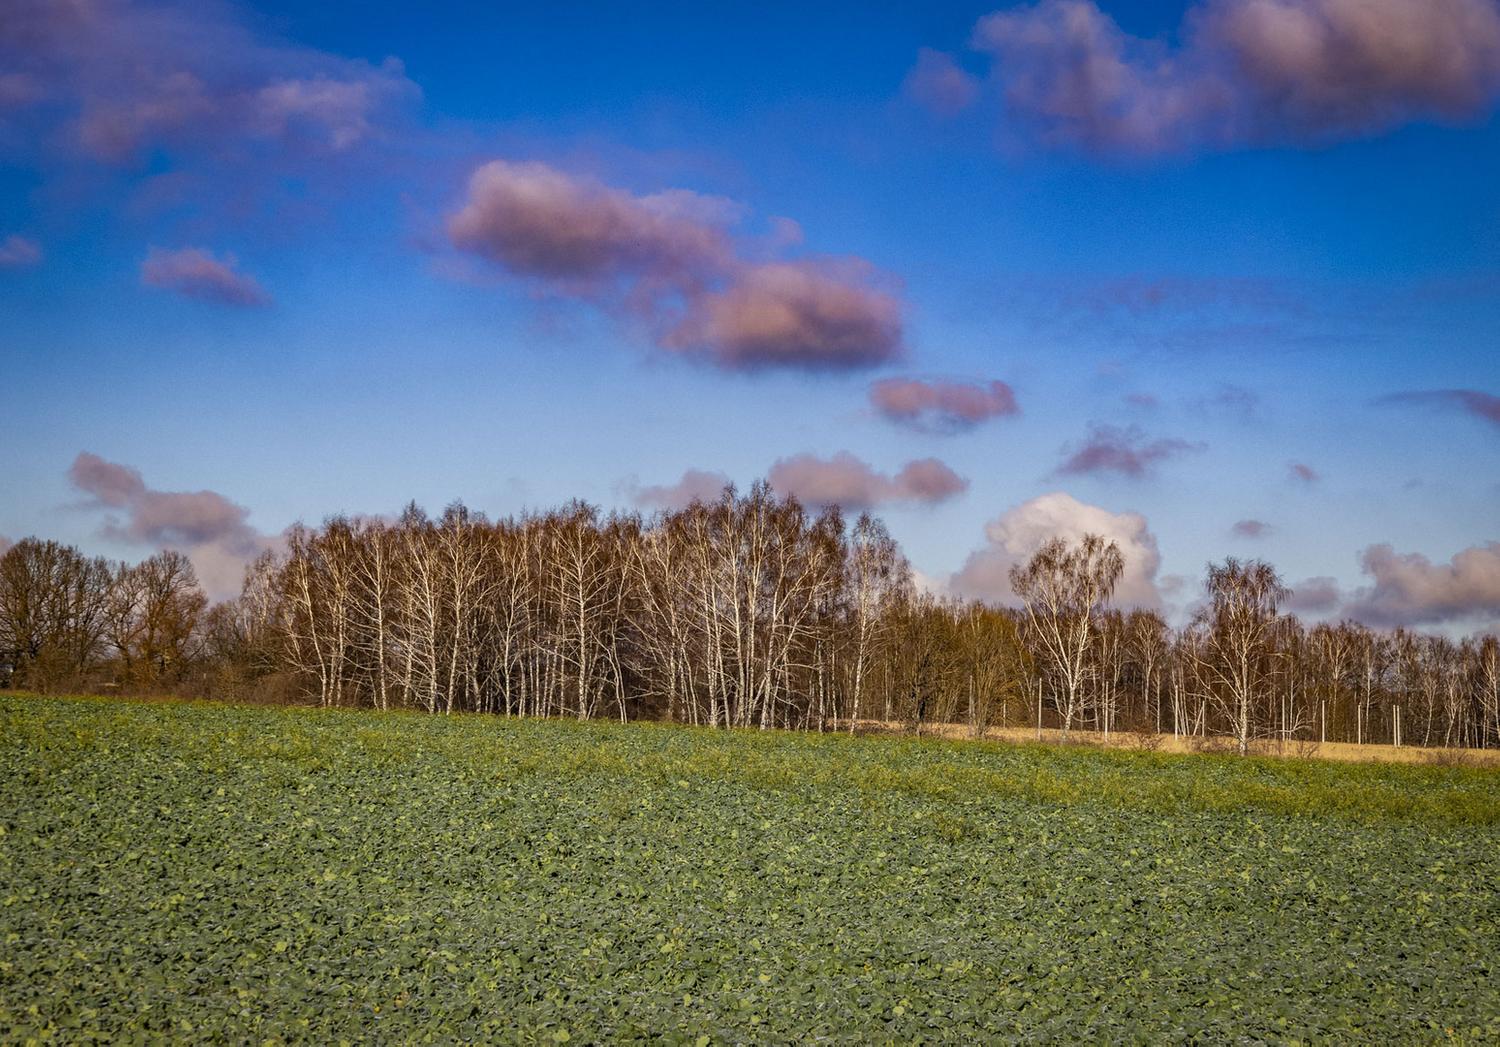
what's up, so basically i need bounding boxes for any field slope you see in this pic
[2,694,1497,1042]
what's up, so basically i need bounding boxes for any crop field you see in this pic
[2,695,1498,1042]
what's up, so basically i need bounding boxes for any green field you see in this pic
[2,695,1497,1042]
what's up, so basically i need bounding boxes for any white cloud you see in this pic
[949,491,1164,608]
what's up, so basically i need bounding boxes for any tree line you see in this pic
[2,484,1496,751]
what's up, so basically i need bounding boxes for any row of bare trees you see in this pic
[1009,542,1500,753]
[0,539,206,693]
[3,491,1497,750]
[228,488,1010,732]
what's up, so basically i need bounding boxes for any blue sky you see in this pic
[2,0,1498,625]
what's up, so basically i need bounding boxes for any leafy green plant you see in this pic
[1,693,1496,1042]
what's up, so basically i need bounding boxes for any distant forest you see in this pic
[2,484,1496,752]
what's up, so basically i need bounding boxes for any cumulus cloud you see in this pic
[950,491,1164,608]
[1343,542,1500,627]
[140,247,270,306]
[67,451,275,599]
[1207,0,1500,136]
[446,159,904,372]
[631,468,734,510]
[0,0,418,167]
[766,452,967,509]
[0,234,42,268]
[869,377,1020,433]
[962,0,1500,155]
[1055,424,1202,478]
[446,160,733,286]
[972,0,1228,154]
[903,48,981,117]
[1289,461,1320,483]
[668,261,903,371]
[1380,388,1500,430]
[1232,518,1271,538]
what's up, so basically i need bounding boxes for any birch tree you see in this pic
[1194,558,1288,756]
[1008,533,1124,738]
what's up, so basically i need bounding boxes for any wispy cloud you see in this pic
[902,48,980,118]
[141,246,270,306]
[1056,424,1202,479]
[630,468,734,510]
[1379,388,1500,430]
[990,271,1322,360]
[767,452,967,509]
[67,451,277,599]
[1192,384,1262,422]
[633,454,967,512]
[1,0,418,168]
[0,234,42,268]
[869,377,1019,433]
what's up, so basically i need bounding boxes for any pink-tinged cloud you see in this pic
[447,160,733,285]
[69,452,255,548]
[1381,388,1500,430]
[1232,518,1271,538]
[766,216,804,249]
[1056,424,1202,478]
[894,458,971,502]
[973,0,1228,154]
[447,160,904,372]
[870,377,1020,433]
[1285,575,1343,614]
[0,0,418,167]
[67,451,275,599]
[1206,0,1500,136]
[965,0,1500,155]
[0,535,12,557]
[254,72,405,151]
[141,247,270,307]
[1344,542,1500,627]
[950,491,1164,609]
[767,452,967,509]
[669,261,902,372]
[69,452,148,509]
[0,234,41,268]
[632,468,734,510]
[1289,461,1320,483]
[903,48,981,117]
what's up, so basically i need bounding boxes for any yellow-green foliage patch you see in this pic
[2,694,1497,1042]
